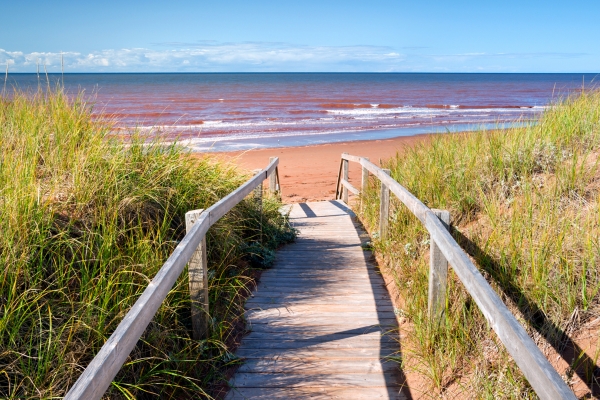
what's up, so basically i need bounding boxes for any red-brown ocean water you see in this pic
[5,73,592,151]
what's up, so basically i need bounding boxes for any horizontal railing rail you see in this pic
[336,152,575,400]
[65,157,281,400]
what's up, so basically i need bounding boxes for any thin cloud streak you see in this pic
[0,42,593,72]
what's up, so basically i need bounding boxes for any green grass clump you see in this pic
[359,90,600,396]
[0,89,294,398]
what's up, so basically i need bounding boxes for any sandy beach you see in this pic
[208,134,432,203]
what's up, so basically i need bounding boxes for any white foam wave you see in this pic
[326,106,545,116]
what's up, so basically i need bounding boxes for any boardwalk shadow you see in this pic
[233,201,412,399]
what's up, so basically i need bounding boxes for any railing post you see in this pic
[361,157,370,212]
[428,209,450,324]
[253,169,263,207]
[269,157,278,195]
[253,169,264,241]
[185,209,210,340]
[342,153,349,204]
[379,169,391,240]
[335,157,344,200]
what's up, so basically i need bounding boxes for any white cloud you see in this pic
[0,43,405,72]
[0,43,592,72]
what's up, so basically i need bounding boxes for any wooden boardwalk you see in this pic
[226,200,406,399]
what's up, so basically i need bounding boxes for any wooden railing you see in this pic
[65,157,281,400]
[335,153,575,400]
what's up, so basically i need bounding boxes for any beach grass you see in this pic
[359,89,600,397]
[0,88,294,398]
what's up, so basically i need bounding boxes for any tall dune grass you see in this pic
[359,90,600,397]
[0,89,294,398]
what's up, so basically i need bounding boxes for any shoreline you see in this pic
[201,133,434,203]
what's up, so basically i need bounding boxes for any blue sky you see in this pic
[1,0,598,72]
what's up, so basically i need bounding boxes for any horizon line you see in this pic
[4,71,599,75]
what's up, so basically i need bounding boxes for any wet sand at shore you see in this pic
[204,134,432,203]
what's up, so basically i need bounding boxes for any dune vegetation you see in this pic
[360,90,600,397]
[0,89,295,399]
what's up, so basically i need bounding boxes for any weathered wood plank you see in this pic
[428,209,450,324]
[341,178,359,195]
[236,358,400,374]
[185,209,209,340]
[237,338,398,351]
[379,168,390,240]
[244,303,394,312]
[253,285,390,295]
[245,309,397,320]
[269,156,278,194]
[229,372,400,388]
[245,298,390,307]
[247,293,390,302]
[256,275,382,283]
[244,323,398,334]
[361,157,370,212]
[341,153,363,163]
[225,387,407,400]
[342,155,349,203]
[235,347,395,359]
[241,331,397,342]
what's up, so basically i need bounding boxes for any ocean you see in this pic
[3,73,593,151]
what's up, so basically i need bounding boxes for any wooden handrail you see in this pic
[338,153,575,400]
[340,178,359,195]
[65,157,280,400]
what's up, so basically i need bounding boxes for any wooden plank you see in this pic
[276,245,365,251]
[254,270,381,279]
[256,274,380,283]
[246,318,398,328]
[229,372,400,388]
[235,347,395,360]
[292,239,363,244]
[269,156,278,193]
[245,298,390,307]
[341,178,360,195]
[245,293,391,303]
[245,297,390,305]
[342,155,349,203]
[254,282,385,290]
[255,277,385,286]
[225,386,407,400]
[247,290,385,296]
[185,209,209,340]
[241,330,397,342]
[246,308,397,319]
[335,157,344,200]
[428,209,450,324]
[266,266,377,272]
[253,285,389,294]
[361,157,370,212]
[245,323,398,334]
[236,358,400,374]
[341,153,363,163]
[237,338,398,351]
[244,304,394,313]
[379,168,390,240]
